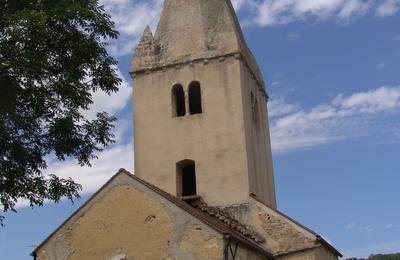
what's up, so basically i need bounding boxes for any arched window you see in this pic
[176,159,197,197]
[188,81,202,115]
[172,84,186,117]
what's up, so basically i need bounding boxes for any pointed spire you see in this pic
[132,25,156,71]
[153,0,247,62]
[136,25,154,51]
[140,25,154,43]
[131,0,265,86]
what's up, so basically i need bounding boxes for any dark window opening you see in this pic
[182,164,196,196]
[188,81,202,115]
[176,160,197,197]
[172,84,186,117]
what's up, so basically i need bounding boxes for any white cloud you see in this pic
[47,143,134,193]
[269,86,400,153]
[16,141,134,209]
[101,0,163,56]
[84,66,132,120]
[376,0,400,17]
[237,0,399,27]
[241,0,372,26]
[232,0,249,10]
[268,97,300,117]
[338,0,370,19]
[333,86,400,111]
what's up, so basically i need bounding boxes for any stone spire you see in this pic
[153,0,247,61]
[132,25,156,70]
[140,25,154,45]
[131,0,264,87]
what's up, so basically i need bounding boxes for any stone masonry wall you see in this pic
[36,174,224,260]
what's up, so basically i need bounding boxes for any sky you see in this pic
[1,0,400,259]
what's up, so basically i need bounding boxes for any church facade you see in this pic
[32,0,342,259]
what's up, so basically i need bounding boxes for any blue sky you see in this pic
[1,0,400,259]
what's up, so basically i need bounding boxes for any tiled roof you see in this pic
[188,198,265,243]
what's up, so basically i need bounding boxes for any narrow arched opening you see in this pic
[172,84,186,117]
[176,159,197,197]
[188,81,202,115]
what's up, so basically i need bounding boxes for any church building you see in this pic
[32,0,342,259]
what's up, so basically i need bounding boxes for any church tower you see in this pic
[33,2,342,259]
[131,0,276,208]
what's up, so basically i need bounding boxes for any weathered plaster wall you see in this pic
[239,60,276,208]
[36,173,224,260]
[225,198,339,260]
[133,56,251,207]
[277,245,338,260]
[276,248,315,260]
[133,53,277,209]
[70,184,172,259]
[228,243,269,260]
[313,245,339,260]
[179,223,222,259]
[246,198,316,255]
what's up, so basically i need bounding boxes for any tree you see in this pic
[369,253,400,260]
[0,0,121,224]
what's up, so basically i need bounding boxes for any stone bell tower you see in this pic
[131,0,277,208]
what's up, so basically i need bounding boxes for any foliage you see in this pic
[0,0,121,224]
[369,253,400,260]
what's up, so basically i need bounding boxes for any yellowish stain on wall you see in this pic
[179,224,223,259]
[69,185,173,260]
